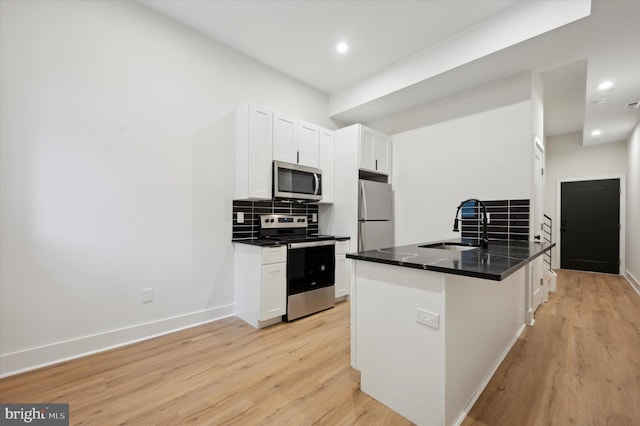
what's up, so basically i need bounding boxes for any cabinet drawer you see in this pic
[261,246,287,265]
[335,240,349,255]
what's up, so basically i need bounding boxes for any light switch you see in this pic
[237,212,244,224]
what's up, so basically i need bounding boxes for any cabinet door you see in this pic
[318,128,334,204]
[297,120,319,167]
[335,254,349,297]
[261,263,287,320]
[273,111,298,164]
[374,135,392,175]
[359,127,376,172]
[248,104,273,199]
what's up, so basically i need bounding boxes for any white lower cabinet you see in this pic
[261,262,286,319]
[335,240,350,298]
[234,244,287,328]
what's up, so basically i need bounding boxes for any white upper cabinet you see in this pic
[273,111,319,168]
[360,128,376,171]
[297,120,320,168]
[235,102,330,200]
[235,102,273,200]
[273,111,298,164]
[374,134,392,175]
[359,125,392,175]
[319,127,334,204]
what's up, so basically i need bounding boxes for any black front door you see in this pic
[560,179,620,273]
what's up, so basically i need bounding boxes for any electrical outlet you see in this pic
[417,308,439,329]
[312,213,318,223]
[141,288,153,303]
[237,212,244,224]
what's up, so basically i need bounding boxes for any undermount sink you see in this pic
[419,242,479,252]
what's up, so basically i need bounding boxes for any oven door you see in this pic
[287,240,335,295]
[273,161,322,201]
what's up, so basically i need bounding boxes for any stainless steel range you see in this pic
[260,214,335,321]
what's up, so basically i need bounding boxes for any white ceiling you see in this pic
[139,0,640,145]
[138,0,520,93]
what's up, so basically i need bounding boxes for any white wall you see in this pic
[543,132,628,268]
[391,101,534,246]
[0,0,331,376]
[626,123,640,291]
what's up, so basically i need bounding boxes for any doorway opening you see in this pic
[560,178,620,274]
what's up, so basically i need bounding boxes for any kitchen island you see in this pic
[346,238,553,426]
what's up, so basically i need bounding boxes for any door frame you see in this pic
[526,137,546,326]
[554,174,626,274]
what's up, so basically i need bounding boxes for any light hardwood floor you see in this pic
[0,301,411,425]
[464,269,640,426]
[2,270,639,425]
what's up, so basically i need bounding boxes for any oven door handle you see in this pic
[288,240,335,249]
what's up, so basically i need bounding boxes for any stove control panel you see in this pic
[260,214,307,229]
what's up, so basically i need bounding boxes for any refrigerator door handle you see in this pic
[358,221,365,252]
[359,180,368,220]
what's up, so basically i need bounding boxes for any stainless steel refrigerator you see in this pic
[358,180,394,251]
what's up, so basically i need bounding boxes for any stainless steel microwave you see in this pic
[273,161,322,201]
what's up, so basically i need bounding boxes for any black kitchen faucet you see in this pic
[453,198,489,249]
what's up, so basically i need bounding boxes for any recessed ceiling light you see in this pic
[336,42,349,54]
[597,81,614,91]
[591,129,602,137]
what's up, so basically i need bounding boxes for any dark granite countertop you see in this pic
[232,238,285,247]
[232,235,350,247]
[346,238,554,281]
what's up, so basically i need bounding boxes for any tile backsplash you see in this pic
[232,200,319,240]
[461,199,530,241]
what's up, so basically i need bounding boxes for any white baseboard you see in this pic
[625,269,640,297]
[0,304,234,378]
